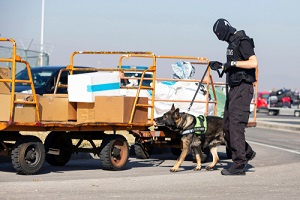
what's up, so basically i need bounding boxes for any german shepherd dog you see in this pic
[155,104,225,172]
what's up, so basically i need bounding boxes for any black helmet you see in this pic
[213,18,236,42]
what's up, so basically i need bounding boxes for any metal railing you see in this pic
[0,38,40,129]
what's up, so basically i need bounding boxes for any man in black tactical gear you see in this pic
[209,18,258,175]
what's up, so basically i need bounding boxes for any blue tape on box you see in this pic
[87,82,120,92]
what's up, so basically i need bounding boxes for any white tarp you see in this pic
[152,81,214,117]
[121,81,214,118]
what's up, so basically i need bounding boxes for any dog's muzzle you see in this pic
[154,117,164,126]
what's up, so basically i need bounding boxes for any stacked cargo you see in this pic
[269,89,300,108]
[38,71,148,123]
[0,67,38,122]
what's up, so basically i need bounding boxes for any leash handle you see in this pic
[187,64,209,112]
[216,65,227,78]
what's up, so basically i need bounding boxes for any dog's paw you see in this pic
[170,168,178,172]
[205,166,214,171]
[194,167,202,171]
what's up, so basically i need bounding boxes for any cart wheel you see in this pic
[100,135,129,170]
[171,147,182,156]
[44,132,73,166]
[295,111,300,117]
[202,147,210,162]
[0,141,5,151]
[129,144,136,156]
[11,136,45,175]
[134,142,153,159]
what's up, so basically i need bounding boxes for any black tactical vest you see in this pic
[226,31,256,87]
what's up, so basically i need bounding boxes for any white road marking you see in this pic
[248,141,300,155]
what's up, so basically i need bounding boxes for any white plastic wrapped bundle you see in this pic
[171,61,195,79]
[152,81,214,118]
[121,81,215,118]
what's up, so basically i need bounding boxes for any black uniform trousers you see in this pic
[223,81,254,169]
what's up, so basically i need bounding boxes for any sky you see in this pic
[1,0,300,92]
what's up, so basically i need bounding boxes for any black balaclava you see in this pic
[213,18,236,42]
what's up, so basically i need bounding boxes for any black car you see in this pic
[14,66,93,94]
[120,65,152,87]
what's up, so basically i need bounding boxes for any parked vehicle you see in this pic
[268,106,300,117]
[268,88,300,117]
[15,66,93,94]
[120,65,152,87]
[257,91,270,112]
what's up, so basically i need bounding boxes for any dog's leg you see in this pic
[206,146,219,170]
[192,146,202,171]
[170,147,190,172]
[170,136,191,172]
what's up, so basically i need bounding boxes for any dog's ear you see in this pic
[171,104,175,111]
[174,108,180,118]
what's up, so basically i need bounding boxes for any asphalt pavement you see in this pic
[1,115,300,200]
[1,142,300,200]
[255,116,300,132]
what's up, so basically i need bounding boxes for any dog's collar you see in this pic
[182,127,205,135]
[182,129,196,135]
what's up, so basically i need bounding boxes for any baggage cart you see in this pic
[0,38,258,174]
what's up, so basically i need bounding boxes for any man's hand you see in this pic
[209,61,223,71]
[223,62,231,71]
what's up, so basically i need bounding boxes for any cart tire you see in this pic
[100,135,129,170]
[202,147,210,162]
[129,144,136,156]
[295,111,300,117]
[0,141,5,152]
[44,132,73,166]
[171,147,182,156]
[134,143,152,159]
[11,136,45,175]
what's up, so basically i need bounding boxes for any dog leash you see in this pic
[187,64,209,112]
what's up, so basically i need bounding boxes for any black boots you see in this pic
[246,151,256,162]
[221,167,246,175]
[221,151,256,176]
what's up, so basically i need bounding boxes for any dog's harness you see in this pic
[181,115,207,135]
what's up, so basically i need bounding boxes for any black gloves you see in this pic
[209,61,236,78]
[223,62,232,71]
[209,61,234,71]
[209,61,223,71]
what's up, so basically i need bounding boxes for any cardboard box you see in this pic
[76,96,148,123]
[0,93,11,121]
[68,71,121,103]
[39,94,77,121]
[0,67,11,94]
[95,96,148,123]
[14,104,36,122]
[15,93,35,102]
[77,102,95,123]
[14,93,37,122]
[0,93,37,122]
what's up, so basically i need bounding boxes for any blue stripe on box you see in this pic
[87,82,120,92]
